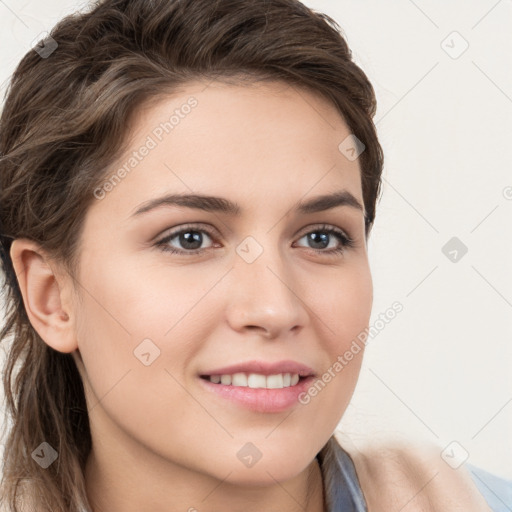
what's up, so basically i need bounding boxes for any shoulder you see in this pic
[335,433,497,511]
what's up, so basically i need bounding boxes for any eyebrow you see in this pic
[130,190,364,218]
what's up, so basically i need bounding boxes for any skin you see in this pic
[11,79,373,512]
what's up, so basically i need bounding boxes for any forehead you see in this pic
[89,79,363,220]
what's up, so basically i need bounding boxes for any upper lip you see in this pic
[199,360,316,377]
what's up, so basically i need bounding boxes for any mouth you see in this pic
[197,372,316,413]
[199,372,308,389]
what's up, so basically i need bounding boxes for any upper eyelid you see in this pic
[157,222,217,240]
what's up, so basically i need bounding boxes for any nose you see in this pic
[224,243,309,339]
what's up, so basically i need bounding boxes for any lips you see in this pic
[198,373,317,413]
[198,359,316,378]
[197,359,317,413]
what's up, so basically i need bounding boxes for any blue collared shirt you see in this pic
[317,436,512,511]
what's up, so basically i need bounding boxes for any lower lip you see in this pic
[197,375,316,413]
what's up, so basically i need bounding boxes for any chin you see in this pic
[206,450,312,487]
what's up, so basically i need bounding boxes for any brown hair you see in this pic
[0,0,383,510]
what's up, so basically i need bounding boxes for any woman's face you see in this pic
[72,79,372,485]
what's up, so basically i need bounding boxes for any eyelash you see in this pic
[154,223,356,257]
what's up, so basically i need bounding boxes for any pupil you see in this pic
[309,232,328,249]
[181,231,202,250]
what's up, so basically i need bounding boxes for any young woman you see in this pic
[0,0,510,511]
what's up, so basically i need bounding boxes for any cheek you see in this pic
[302,263,371,422]
[318,261,373,350]
[77,246,208,334]
[73,255,213,450]
[74,252,218,393]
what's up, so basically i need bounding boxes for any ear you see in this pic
[9,238,78,353]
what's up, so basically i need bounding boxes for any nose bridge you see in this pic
[225,232,309,336]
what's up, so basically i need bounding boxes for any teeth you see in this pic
[220,374,232,385]
[266,374,284,389]
[247,373,266,388]
[232,372,247,386]
[207,372,303,388]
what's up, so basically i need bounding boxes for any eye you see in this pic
[154,224,217,255]
[294,224,355,255]
[154,223,355,256]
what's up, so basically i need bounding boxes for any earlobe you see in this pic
[9,238,78,354]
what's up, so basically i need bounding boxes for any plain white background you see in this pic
[0,0,511,482]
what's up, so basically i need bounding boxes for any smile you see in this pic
[198,374,316,413]
[200,372,301,389]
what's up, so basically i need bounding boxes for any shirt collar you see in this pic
[316,435,368,512]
